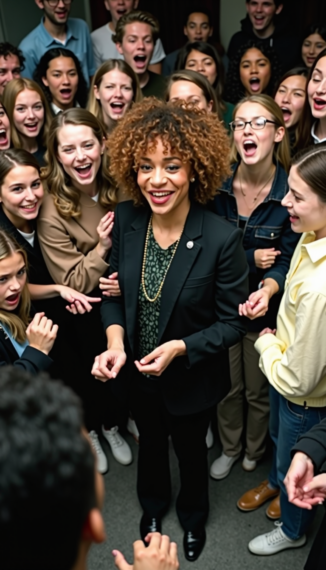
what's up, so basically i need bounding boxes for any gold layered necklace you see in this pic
[141,215,184,303]
[239,166,275,209]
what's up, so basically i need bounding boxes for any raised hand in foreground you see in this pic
[113,533,179,570]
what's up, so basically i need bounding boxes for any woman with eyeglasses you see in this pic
[211,95,299,487]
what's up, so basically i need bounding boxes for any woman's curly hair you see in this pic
[106,97,231,205]
[224,40,282,105]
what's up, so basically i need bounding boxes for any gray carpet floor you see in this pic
[89,432,323,570]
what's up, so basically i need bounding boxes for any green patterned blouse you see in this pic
[137,225,177,368]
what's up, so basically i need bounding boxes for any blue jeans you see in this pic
[268,385,326,540]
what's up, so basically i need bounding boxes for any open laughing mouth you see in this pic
[75,164,92,178]
[148,190,174,204]
[281,107,292,122]
[0,129,8,146]
[134,55,147,69]
[24,122,38,132]
[59,88,72,99]
[249,77,261,92]
[110,101,125,113]
[5,293,20,306]
[313,98,326,110]
[243,140,258,156]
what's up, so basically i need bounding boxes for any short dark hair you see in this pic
[0,367,96,570]
[246,0,283,7]
[301,23,326,45]
[184,5,212,27]
[0,42,25,70]
[113,10,160,44]
[33,47,89,111]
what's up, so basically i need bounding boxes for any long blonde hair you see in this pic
[2,78,52,150]
[41,108,117,218]
[0,231,30,343]
[230,94,291,173]
[87,59,142,129]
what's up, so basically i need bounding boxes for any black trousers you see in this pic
[130,381,212,532]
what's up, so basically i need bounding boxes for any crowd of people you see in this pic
[1,1,326,569]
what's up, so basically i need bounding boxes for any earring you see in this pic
[190,177,195,183]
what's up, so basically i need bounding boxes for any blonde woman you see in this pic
[0,230,57,372]
[37,108,131,474]
[2,78,52,166]
[211,95,300,486]
[87,59,142,134]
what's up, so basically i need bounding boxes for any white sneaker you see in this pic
[127,417,139,443]
[89,430,108,474]
[242,455,257,472]
[210,452,240,480]
[102,425,132,465]
[206,423,214,449]
[248,522,306,555]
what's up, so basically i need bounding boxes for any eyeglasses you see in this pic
[46,0,72,7]
[229,117,277,131]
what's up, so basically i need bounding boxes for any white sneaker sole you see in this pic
[248,534,306,555]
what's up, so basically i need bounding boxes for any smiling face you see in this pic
[307,56,326,119]
[37,0,71,25]
[274,75,307,128]
[0,54,21,96]
[169,80,213,111]
[13,89,44,141]
[116,22,154,76]
[282,165,326,239]
[0,251,27,312]
[185,50,217,85]
[240,48,271,95]
[184,12,212,43]
[233,101,284,166]
[246,0,282,35]
[0,104,11,150]
[94,68,134,125]
[137,138,192,218]
[56,124,104,192]
[42,56,79,110]
[302,34,326,68]
[104,0,138,27]
[0,165,44,231]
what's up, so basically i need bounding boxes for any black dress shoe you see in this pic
[140,513,162,544]
[183,529,206,562]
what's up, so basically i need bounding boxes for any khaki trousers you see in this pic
[217,331,269,460]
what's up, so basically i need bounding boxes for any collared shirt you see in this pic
[255,232,326,407]
[91,23,165,70]
[51,101,80,115]
[19,17,95,85]
[311,122,326,144]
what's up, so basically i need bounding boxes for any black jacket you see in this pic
[101,200,249,416]
[0,326,52,373]
[227,15,301,73]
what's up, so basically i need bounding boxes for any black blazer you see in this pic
[0,327,52,373]
[101,200,249,416]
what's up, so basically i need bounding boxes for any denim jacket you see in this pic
[214,162,300,330]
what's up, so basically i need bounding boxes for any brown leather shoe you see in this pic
[237,479,279,512]
[266,494,281,520]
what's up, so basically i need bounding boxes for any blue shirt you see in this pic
[19,17,95,84]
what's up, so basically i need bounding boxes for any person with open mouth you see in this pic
[274,67,308,154]
[212,95,299,487]
[37,108,132,476]
[113,10,167,99]
[34,47,89,115]
[296,48,326,150]
[175,41,234,130]
[0,230,58,373]
[2,77,52,166]
[0,102,11,151]
[225,39,282,105]
[92,98,248,562]
[88,58,142,135]
[242,144,326,557]
[301,24,326,69]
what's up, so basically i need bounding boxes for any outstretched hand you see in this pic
[113,532,179,570]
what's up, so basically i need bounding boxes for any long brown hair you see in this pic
[87,59,142,129]
[230,94,291,172]
[292,145,326,203]
[41,108,117,218]
[2,78,52,149]
[165,70,219,116]
[0,231,30,343]
[0,149,41,190]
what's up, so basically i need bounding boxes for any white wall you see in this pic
[220,0,247,51]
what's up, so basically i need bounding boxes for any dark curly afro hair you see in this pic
[106,97,231,205]
[224,40,282,105]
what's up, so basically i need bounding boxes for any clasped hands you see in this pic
[92,340,186,382]
[284,452,326,509]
